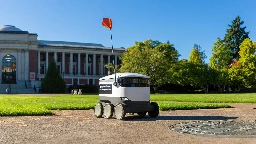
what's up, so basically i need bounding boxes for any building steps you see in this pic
[0,84,36,94]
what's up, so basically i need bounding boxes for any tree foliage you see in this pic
[223,15,249,61]
[119,39,180,91]
[210,38,232,69]
[105,63,121,74]
[209,16,251,91]
[188,44,206,64]
[236,38,256,86]
[41,59,66,93]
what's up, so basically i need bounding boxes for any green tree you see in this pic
[223,16,250,61]
[188,44,206,64]
[41,59,66,93]
[104,63,120,74]
[237,38,256,86]
[210,38,232,69]
[119,39,180,91]
[169,60,191,86]
[228,62,243,90]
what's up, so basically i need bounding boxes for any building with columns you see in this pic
[0,25,125,88]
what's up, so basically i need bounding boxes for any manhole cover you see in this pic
[169,120,256,137]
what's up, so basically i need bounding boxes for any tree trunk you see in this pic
[205,85,209,93]
[153,86,158,93]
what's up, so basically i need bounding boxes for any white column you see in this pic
[24,50,29,80]
[54,52,57,62]
[69,53,73,75]
[21,50,25,80]
[93,54,96,75]
[86,53,88,75]
[18,50,22,80]
[107,55,110,72]
[46,52,49,73]
[115,55,117,66]
[38,51,40,75]
[62,52,65,74]
[78,53,81,75]
[100,54,103,75]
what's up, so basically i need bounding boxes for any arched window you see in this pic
[2,54,16,84]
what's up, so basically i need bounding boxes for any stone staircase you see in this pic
[0,84,36,94]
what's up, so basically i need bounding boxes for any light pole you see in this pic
[62,72,64,79]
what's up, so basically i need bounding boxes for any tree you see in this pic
[237,38,256,86]
[223,16,250,61]
[41,59,66,93]
[119,39,180,91]
[228,62,243,90]
[210,38,232,69]
[168,60,191,86]
[188,44,206,64]
[104,63,120,74]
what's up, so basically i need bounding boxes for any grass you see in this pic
[157,101,231,111]
[0,95,98,116]
[151,93,256,103]
[0,93,254,116]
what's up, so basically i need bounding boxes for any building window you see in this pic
[40,54,45,61]
[57,55,62,62]
[98,58,105,75]
[57,64,62,74]
[84,63,92,75]
[72,64,76,74]
[89,79,93,85]
[40,64,45,74]
[2,54,16,84]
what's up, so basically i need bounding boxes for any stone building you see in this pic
[0,25,125,89]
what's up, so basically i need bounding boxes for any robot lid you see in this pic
[99,72,150,81]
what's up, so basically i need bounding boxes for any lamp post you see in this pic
[62,72,64,80]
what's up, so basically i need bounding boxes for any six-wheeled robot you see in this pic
[94,72,159,120]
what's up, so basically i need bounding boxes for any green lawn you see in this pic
[151,93,256,103]
[1,93,254,116]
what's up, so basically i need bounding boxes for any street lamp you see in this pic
[62,72,64,79]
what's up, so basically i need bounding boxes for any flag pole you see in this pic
[102,18,116,84]
[110,28,117,84]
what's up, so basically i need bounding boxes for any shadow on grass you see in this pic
[123,115,238,121]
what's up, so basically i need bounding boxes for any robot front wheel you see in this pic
[94,102,125,120]
[94,102,103,118]
[103,103,114,119]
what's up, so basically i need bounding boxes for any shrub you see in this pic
[41,59,66,93]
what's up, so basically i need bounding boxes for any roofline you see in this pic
[0,31,29,34]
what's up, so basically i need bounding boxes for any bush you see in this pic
[41,59,66,93]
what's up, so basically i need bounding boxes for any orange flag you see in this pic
[102,18,112,30]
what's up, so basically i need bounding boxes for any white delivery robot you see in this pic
[94,72,159,120]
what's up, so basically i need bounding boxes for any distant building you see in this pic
[0,25,125,87]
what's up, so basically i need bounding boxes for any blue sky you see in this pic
[0,0,255,63]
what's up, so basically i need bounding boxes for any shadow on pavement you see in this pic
[123,115,238,121]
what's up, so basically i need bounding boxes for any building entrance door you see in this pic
[2,55,16,84]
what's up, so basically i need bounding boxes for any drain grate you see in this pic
[169,120,256,137]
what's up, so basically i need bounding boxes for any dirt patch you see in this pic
[1,104,256,144]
